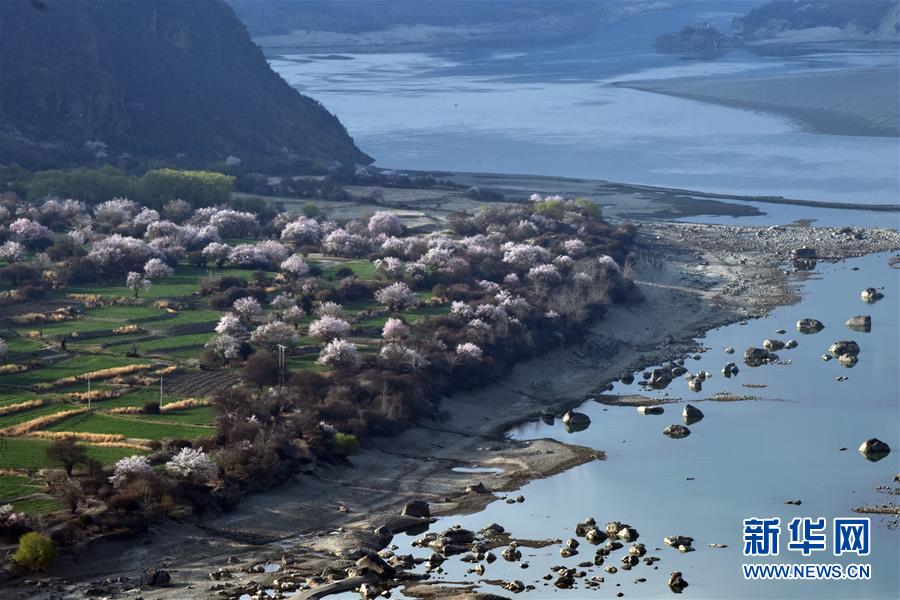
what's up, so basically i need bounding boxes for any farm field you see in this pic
[0,234,453,516]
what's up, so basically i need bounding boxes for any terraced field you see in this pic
[0,246,451,515]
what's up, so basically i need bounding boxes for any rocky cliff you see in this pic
[0,0,372,170]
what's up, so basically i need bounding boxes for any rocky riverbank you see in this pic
[8,222,900,600]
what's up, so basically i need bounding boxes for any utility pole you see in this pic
[276,344,286,388]
[87,375,91,410]
[159,376,163,408]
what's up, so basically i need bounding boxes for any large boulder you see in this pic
[682,404,704,424]
[791,248,817,260]
[140,568,171,587]
[763,338,785,351]
[637,405,664,415]
[668,571,689,593]
[401,500,430,518]
[562,411,590,426]
[744,347,778,367]
[861,287,884,303]
[796,318,824,334]
[355,552,396,579]
[829,340,860,358]
[663,424,691,439]
[858,438,891,460]
[647,367,673,389]
[846,315,872,332]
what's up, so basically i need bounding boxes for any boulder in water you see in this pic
[796,318,824,334]
[846,315,872,332]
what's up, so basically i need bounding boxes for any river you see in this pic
[332,252,899,599]
[266,0,900,208]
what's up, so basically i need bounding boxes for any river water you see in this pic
[338,252,898,600]
[267,1,900,208]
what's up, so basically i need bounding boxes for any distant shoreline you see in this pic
[420,169,900,213]
[613,65,900,139]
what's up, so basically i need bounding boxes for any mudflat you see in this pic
[615,66,900,138]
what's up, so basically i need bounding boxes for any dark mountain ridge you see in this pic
[0,0,372,170]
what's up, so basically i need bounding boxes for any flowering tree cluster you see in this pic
[308,315,351,341]
[375,281,417,311]
[109,455,154,488]
[250,321,299,350]
[165,448,217,482]
[144,258,174,279]
[317,338,360,372]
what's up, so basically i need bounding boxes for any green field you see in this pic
[0,437,144,470]
[0,355,149,387]
[0,402,78,430]
[44,412,216,440]
[0,473,39,501]
[65,266,272,299]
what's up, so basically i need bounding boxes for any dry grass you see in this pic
[0,399,45,416]
[37,364,153,391]
[108,406,142,415]
[0,364,30,375]
[112,324,142,335]
[29,431,125,443]
[160,398,211,412]
[9,311,71,325]
[90,441,152,451]
[153,365,180,377]
[0,408,87,436]
[62,390,119,403]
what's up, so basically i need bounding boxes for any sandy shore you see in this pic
[615,66,900,138]
[8,222,900,600]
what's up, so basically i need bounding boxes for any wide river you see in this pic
[267,0,900,208]
[328,252,899,600]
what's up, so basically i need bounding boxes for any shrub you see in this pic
[143,401,161,415]
[13,532,57,572]
[332,432,360,457]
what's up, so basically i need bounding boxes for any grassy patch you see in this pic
[45,412,215,440]
[11,497,64,515]
[0,402,77,430]
[0,473,39,501]
[0,437,143,469]
[0,355,147,387]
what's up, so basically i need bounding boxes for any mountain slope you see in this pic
[0,0,372,170]
[733,0,900,42]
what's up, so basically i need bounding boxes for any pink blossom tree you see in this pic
[382,318,409,342]
[125,271,151,298]
[308,315,351,341]
[375,282,417,312]
[143,258,174,279]
[317,338,360,372]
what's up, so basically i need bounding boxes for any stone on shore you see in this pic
[562,411,590,426]
[140,568,171,587]
[637,405,664,415]
[401,500,430,518]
